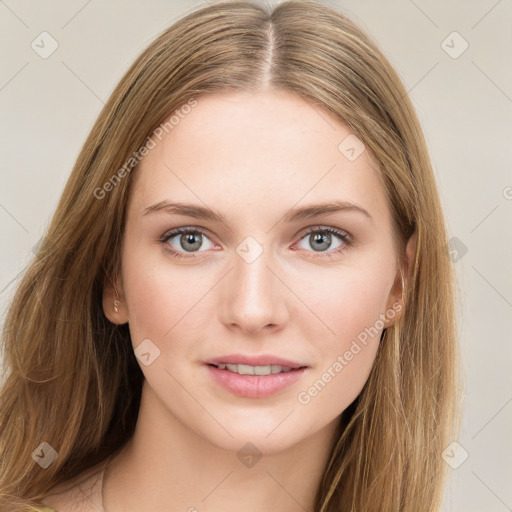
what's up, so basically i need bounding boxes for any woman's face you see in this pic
[108,90,406,453]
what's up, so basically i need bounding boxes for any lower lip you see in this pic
[205,364,309,398]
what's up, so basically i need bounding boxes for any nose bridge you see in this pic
[236,249,272,301]
[221,235,287,331]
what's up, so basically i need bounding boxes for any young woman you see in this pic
[0,1,461,511]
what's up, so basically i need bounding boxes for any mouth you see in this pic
[203,356,310,398]
[206,362,308,376]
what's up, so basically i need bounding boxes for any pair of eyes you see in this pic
[160,226,353,259]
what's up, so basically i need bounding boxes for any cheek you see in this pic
[120,242,180,342]
[120,242,216,353]
[295,266,391,410]
[303,261,392,341]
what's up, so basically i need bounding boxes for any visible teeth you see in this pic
[216,363,294,375]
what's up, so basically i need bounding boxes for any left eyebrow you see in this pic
[143,200,373,225]
[282,200,372,223]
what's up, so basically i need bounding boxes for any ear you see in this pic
[384,229,417,328]
[102,274,129,325]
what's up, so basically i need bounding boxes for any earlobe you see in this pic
[102,276,129,325]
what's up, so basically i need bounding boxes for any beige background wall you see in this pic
[1,1,511,510]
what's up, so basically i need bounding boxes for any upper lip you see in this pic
[205,354,308,369]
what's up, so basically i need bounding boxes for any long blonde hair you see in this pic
[0,1,461,510]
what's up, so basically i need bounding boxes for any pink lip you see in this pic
[205,364,309,398]
[204,353,307,369]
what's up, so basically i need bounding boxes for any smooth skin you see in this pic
[44,89,415,511]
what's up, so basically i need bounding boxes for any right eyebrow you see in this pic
[143,201,226,222]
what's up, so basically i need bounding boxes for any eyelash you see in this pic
[159,226,353,259]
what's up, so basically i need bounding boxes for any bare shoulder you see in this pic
[40,462,106,512]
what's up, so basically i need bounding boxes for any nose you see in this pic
[219,245,289,335]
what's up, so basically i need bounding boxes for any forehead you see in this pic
[130,90,390,227]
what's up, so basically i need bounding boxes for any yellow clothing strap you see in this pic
[26,507,59,512]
